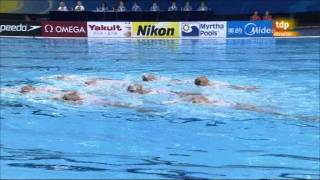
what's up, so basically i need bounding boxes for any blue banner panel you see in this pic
[227,21,273,38]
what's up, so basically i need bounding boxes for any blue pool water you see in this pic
[0,37,319,179]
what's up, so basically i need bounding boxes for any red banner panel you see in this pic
[41,21,87,37]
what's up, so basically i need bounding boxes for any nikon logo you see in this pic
[137,25,175,36]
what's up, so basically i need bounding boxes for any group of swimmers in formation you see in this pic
[7,74,278,114]
[2,74,318,120]
[1,74,320,120]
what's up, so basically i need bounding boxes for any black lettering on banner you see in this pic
[137,25,146,36]
[166,28,174,36]
[0,21,41,36]
[137,25,175,36]
[150,26,158,35]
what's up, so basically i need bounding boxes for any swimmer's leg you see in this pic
[233,103,320,121]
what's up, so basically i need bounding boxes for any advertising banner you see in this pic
[87,22,131,38]
[41,21,87,37]
[132,22,180,38]
[199,22,227,38]
[227,21,273,37]
[0,21,41,36]
[273,19,299,37]
[181,22,227,38]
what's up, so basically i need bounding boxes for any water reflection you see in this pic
[1,145,319,179]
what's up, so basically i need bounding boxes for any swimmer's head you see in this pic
[62,91,82,101]
[142,74,157,82]
[20,85,36,94]
[127,84,144,94]
[191,95,209,104]
[194,76,209,86]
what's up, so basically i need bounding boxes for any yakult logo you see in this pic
[88,25,122,31]
[87,22,131,38]
[41,21,87,37]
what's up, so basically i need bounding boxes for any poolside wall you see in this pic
[1,0,320,14]
[1,20,314,38]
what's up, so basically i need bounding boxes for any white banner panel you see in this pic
[199,21,227,38]
[180,21,227,38]
[87,22,131,38]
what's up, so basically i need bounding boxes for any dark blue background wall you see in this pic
[1,0,320,14]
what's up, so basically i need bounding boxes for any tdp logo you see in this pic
[275,21,290,30]
[274,19,295,31]
[273,19,299,37]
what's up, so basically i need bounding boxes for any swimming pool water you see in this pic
[0,37,319,179]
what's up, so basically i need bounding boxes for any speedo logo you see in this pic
[137,25,175,36]
[0,24,41,33]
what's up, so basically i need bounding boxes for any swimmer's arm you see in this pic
[227,84,259,92]
[293,115,320,121]
[171,79,183,83]
[51,96,83,105]
[208,80,259,91]
[138,88,153,95]
[160,99,182,104]
[0,88,19,94]
[101,100,136,109]
[38,87,61,93]
[170,91,202,97]
[232,103,283,116]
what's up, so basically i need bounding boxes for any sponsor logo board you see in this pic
[87,22,131,38]
[41,21,87,37]
[199,22,226,38]
[0,21,41,36]
[132,22,180,38]
[181,22,227,38]
[273,19,299,37]
[227,21,273,37]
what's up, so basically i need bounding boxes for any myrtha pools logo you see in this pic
[181,23,199,36]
